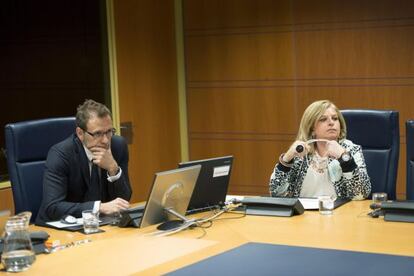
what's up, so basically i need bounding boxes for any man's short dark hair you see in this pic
[76,99,112,130]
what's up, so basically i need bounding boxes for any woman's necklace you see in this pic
[310,152,328,174]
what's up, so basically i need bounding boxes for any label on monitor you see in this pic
[213,165,231,177]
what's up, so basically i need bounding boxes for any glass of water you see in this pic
[372,192,387,204]
[82,210,100,234]
[318,195,335,215]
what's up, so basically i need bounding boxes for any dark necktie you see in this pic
[90,163,101,200]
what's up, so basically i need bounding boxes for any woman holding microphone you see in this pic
[269,100,371,200]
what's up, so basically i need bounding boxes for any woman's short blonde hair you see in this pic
[296,100,347,144]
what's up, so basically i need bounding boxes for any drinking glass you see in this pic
[318,195,335,215]
[372,192,387,204]
[82,210,99,234]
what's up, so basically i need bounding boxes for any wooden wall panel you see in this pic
[184,0,292,30]
[295,26,414,78]
[114,0,181,202]
[293,0,414,23]
[184,0,414,199]
[187,87,298,134]
[0,188,14,214]
[398,148,406,197]
[185,33,295,81]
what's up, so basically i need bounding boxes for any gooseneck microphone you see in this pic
[295,139,330,154]
[296,145,304,153]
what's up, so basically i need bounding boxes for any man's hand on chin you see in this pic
[90,146,118,174]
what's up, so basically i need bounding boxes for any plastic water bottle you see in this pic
[1,215,36,272]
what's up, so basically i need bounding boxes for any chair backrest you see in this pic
[341,109,399,200]
[406,120,414,200]
[5,117,76,220]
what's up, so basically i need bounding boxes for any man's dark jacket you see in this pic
[35,134,132,225]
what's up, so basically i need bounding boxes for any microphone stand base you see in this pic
[156,219,184,231]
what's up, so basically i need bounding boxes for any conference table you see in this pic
[2,200,414,275]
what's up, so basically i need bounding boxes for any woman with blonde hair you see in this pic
[269,100,371,199]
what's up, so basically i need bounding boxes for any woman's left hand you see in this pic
[326,140,345,159]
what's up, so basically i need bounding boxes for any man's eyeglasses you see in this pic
[83,128,116,139]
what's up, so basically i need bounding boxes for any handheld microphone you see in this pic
[295,139,330,154]
[296,145,304,153]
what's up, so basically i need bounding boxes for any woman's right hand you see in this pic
[283,140,308,162]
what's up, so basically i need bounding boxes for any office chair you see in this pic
[5,117,76,221]
[341,110,399,200]
[406,120,414,200]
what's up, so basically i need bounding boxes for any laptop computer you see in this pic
[178,156,233,214]
[47,165,201,231]
[119,165,201,229]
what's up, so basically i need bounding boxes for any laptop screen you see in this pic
[178,156,233,214]
[139,165,201,228]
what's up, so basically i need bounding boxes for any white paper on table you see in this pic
[46,218,83,229]
[298,197,319,210]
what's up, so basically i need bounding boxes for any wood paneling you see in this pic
[183,0,414,199]
[113,0,181,202]
[0,188,14,214]
[185,32,295,81]
[184,0,292,31]
[295,26,414,78]
[292,0,414,23]
[187,87,298,134]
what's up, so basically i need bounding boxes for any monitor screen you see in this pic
[140,165,201,228]
[179,155,233,213]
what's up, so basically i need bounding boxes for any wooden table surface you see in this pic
[3,200,414,275]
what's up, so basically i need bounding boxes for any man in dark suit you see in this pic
[36,99,132,225]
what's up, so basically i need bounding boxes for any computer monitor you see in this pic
[139,165,201,229]
[178,155,233,214]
